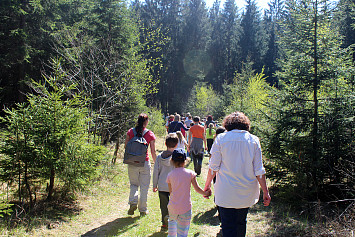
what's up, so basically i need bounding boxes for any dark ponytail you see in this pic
[135,113,149,136]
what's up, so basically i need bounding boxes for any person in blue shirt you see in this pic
[168,114,189,133]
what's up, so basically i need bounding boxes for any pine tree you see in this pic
[206,0,223,92]
[334,0,355,60]
[267,0,355,200]
[263,0,285,85]
[240,0,268,71]
[0,0,53,107]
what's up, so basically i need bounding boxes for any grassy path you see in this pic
[2,136,309,236]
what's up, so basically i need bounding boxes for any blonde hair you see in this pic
[174,114,181,122]
[176,131,183,142]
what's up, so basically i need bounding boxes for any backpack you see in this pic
[123,128,149,167]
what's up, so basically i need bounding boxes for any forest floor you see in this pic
[0,136,316,236]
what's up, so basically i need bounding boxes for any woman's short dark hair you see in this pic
[207,115,213,121]
[222,112,250,132]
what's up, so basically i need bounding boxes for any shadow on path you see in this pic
[148,231,168,237]
[192,206,220,226]
[81,216,139,237]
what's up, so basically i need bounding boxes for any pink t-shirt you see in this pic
[166,167,196,215]
[127,128,156,161]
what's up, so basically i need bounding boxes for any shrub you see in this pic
[0,73,105,204]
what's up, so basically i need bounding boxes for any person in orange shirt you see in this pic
[188,116,207,175]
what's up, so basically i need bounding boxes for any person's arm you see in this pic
[168,182,172,193]
[188,130,192,146]
[152,158,160,192]
[150,139,157,162]
[203,128,207,150]
[204,136,221,193]
[204,168,216,194]
[183,138,188,146]
[192,176,210,197]
[181,122,189,131]
[124,134,130,148]
[256,175,271,206]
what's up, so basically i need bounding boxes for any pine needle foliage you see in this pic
[266,0,355,202]
[0,71,105,204]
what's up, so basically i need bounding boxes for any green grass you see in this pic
[0,137,316,236]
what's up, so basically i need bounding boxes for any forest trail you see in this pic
[25,137,290,237]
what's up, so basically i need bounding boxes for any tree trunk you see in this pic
[17,0,27,103]
[312,0,319,194]
[24,162,33,207]
[113,136,120,164]
[47,168,55,201]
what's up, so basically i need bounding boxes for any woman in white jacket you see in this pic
[204,112,271,237]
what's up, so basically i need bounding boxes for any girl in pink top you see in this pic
[166,149,210,237]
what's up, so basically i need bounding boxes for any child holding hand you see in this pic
[153,133,179,230]
[166,148,211,237]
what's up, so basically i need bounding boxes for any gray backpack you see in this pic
[123,128,149,167]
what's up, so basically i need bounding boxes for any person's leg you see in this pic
[138,161,151,214]
[159,191,170,225]
[190,151,198,174]
[168,214,178,237]
[196,153,203,175]
[207,139,213,153]
[219,207,237,236]
[235,208,249,237]
[219,207,249,237]
[176,209,192,237]
[128,164,139,205]
[127,164,139,214]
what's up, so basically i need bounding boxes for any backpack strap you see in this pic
[132,127,149,137]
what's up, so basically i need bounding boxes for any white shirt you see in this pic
[185,119,193,128]
[176,137,187,150]
[209,129,266,208]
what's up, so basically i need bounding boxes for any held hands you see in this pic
[203,188,212,199]
[203,185,212,199]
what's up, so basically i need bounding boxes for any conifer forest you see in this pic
[0,0,354,235]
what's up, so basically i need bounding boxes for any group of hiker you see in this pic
[123,112,271,237]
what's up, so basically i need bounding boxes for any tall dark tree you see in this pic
[0,0,53,108]
[206,0,241,91]
[240,0,268,71]
[334,0,355,61]
[206,0,223,92]
[266,0,355,200]
[263,0,285,85]
[176,0,210,112]
[220,0,241,84]
[133,0,183,113]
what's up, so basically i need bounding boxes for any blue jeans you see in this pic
[219,207,249,237]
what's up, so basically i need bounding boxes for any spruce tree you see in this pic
[263,0,285,85]
[240,0,267,71]
[267,0,355,200]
